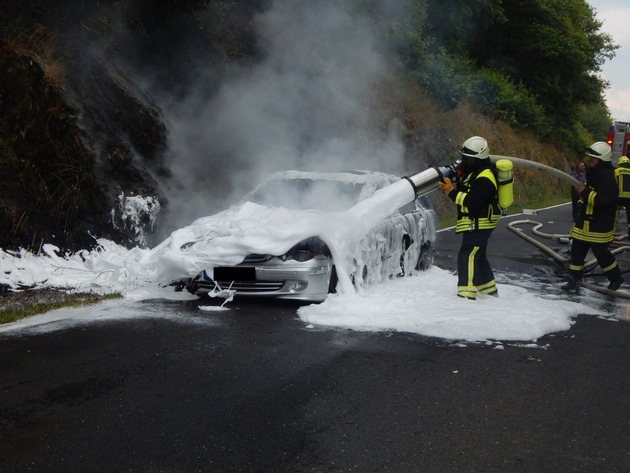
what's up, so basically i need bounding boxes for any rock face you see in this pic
[0,1,258,251]
[0,48,166,251]
[0,5,165,251]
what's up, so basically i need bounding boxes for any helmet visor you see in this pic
[458,144,479,157]
[585,146,602,157]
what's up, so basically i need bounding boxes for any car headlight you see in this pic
[283,237,331,262]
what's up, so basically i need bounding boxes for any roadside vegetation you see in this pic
[0,288,121,324]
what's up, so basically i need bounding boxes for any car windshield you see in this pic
[247,177,365,211]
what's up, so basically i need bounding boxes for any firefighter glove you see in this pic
[438,177,454,196]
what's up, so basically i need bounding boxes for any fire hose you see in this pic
[403,154,582,198]
[507,219,630,299]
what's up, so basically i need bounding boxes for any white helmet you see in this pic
[459,136,489,159]
[585,141,612,162]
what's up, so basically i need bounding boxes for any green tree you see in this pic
[576,101,613,142]
[473,0,617,133]
[399,0,617,143]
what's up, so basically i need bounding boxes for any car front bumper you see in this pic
[187,257,335,302]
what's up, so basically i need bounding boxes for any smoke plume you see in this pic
[160,0,411,230]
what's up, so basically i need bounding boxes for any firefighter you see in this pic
[438,136,501,299]
[563,142,624,292]
[615,155,630,237]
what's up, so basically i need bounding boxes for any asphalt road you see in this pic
[1,204,629,473]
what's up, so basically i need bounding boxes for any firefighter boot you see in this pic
[606,266,624,291]
[561,272,581,293]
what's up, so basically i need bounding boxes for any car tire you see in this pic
[399,234,413,277]
[328,266,338,293]
[185,279,200,295]
[416,242,434,270]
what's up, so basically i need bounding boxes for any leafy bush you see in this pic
[473,68,552,137]
[415,50,475,109]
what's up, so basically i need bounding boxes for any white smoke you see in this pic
[160,0,411,230]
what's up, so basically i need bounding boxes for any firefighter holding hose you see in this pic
[438,136,501,299]
[563,142,624,292]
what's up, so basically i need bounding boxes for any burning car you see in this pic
[173,170,436,302]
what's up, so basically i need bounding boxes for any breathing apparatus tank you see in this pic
[495,159,514,210]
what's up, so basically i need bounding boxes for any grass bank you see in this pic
[0,288,121,324]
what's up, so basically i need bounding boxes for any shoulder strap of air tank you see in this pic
[475,167,498,187]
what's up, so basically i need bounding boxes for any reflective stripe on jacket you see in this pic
[570,163,618,243]
[451,167,500,233]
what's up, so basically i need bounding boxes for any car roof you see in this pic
[248,169,399,190]
[239,170,403,211]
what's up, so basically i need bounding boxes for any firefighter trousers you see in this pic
[620,198,630,236]
[457,229,497,299]
[567,239,622,284]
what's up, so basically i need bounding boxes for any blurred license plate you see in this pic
[214,267,256,281]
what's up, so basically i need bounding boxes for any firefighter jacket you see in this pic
[615,164,630,199]
[570,162,618,243]
[447,166,500,233]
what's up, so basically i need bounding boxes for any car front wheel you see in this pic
[416,241,434,270]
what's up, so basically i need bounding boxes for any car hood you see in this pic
[143,201,344,283]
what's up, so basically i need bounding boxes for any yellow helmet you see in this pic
[618,155,630,164]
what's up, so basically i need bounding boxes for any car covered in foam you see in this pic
[175,170,436,302]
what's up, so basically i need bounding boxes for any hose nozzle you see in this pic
[403,160,461,197]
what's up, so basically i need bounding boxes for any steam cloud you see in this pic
[160,0,411,230]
